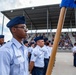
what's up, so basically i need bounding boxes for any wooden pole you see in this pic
[46,7,67,75]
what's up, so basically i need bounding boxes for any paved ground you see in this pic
[52,52,76,75]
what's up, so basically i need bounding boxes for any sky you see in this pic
[0,0,63,42]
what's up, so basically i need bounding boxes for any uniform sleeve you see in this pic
[72,47,75,52]
[30,49,38,62]
[43,47,48,55]
[28,47,31,53]
[0,50,11,75]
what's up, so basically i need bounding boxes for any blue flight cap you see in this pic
[30,42,34,45]
[44,38,48,42]
[7,16,26,28]
[0,35,4,38]
[34,36,44,42]
[23,40,28,44]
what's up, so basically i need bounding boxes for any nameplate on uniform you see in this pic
[16,55,22,58]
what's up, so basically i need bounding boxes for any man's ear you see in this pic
[11,27,16,33]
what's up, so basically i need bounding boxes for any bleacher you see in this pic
[27,32,75,52]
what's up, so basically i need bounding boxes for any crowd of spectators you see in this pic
[72,32,76,41]
[28,32,73,50]
[59,32,73,49]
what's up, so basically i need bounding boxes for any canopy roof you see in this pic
[1,4,75,30]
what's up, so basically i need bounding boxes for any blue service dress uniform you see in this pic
[42,45,50,75]
[28,46,34,54]
[46,46,52,58]
[30,45,45,75]
[28,46,34,62]
[0,38,29,75]
[72,46,76,67]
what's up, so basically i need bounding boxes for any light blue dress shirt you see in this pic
[0,38,29,75]
[31,45,45,67]
[42,45,49,59]
[72,46,76,52]
[46,46,52,57]
[28,46,34,54]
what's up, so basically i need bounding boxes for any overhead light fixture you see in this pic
[10,10,13,12]
[32,7,34,9]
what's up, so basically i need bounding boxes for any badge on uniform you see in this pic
[16,55,21,58]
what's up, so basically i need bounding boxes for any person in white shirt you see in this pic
[43,38,51,75]
[72,43,76,67]
[0,16,29,75]
[29,36,45,75]
[28,42,35,62]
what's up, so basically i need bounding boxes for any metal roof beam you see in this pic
[23,10,37,30]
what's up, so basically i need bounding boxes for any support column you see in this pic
[47,9,49,36]
[75,8,76,27]
[31,23,32,35]
[50,22,52,40]
[70,20,72,32]
[1,15,4,35]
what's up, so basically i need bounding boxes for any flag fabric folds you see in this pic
[60,0,76,8]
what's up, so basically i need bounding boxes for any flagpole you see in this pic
[46,7,67,75]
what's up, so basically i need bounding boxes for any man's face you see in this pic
[12,24,28,39]
[24,43,28,47]
[37,40,44,47]
[0,38,4,44]
[31,44,35,48]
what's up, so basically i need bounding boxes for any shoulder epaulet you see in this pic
[5,41,13,49]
